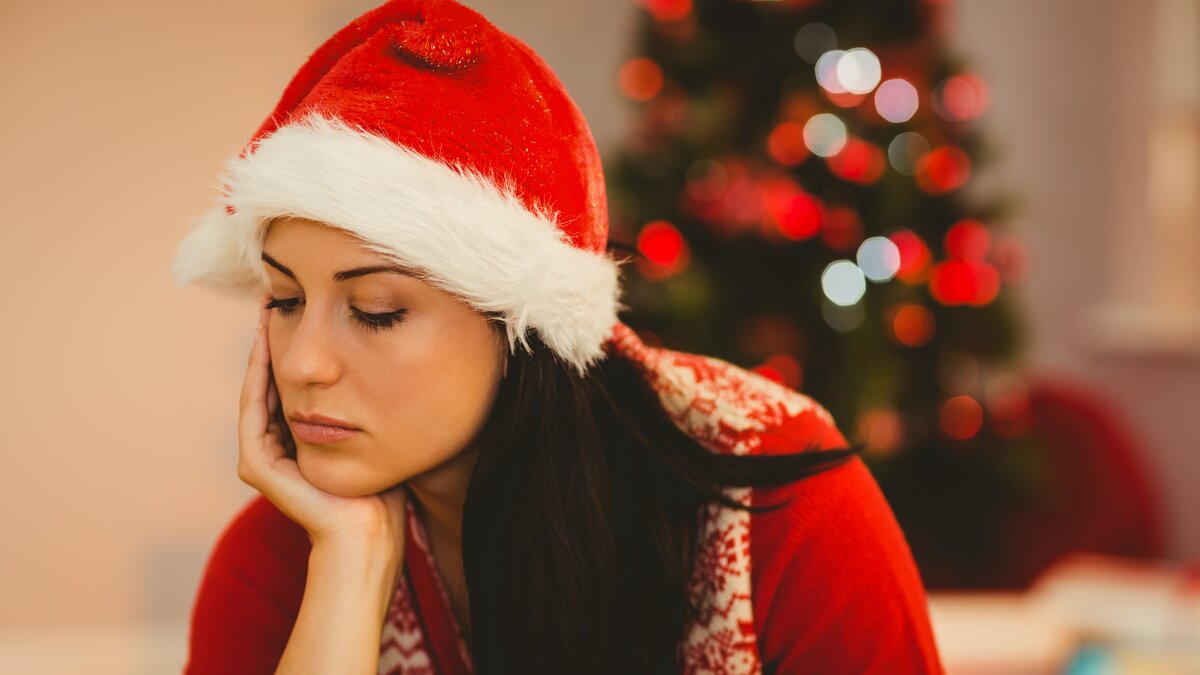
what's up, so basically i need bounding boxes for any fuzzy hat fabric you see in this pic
[171,0,624,374]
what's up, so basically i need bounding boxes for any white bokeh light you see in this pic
[874,78,919,123]
[803,113,848,157]
[836,48,882,95]
[821,259,867,306]
[887,131,930,175]
[857,236,902,282]
[815,50,847,94]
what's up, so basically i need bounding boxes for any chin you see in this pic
[294,444,401,498]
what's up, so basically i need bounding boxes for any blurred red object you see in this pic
[1000,375,1167,588]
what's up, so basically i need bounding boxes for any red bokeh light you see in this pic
[969,262,1000,306]
[991,235,1031,284]
[638,0,692,22]
[827,138,886,185]
[889,229,933,284]
[822,89,869,108]
[636,220,690,279]
[856,407,903,457]
[941,395,984,441]
[916,146,971,193]
[944,219,991,260]
[929,259,1001,306]
[619,58,665,101]
[752,365,784,385]
[767,122,810,167]
[929,260,975,304]
[762,354,803,389]
[889,303,936,347]
[762,177,823,241]
[938,73,989,121]
[822,206,863,252]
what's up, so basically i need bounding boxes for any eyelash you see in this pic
[265,297,407,332]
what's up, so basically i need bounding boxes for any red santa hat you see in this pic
[171,0,624,374]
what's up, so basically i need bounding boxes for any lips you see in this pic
[290,411,359,429]
[288,412,361,444]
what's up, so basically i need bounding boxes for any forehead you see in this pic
[266,216,367,247]
[261,216,426,281]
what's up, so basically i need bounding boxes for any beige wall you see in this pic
[0,0,1194,654]
[0,0,337,630]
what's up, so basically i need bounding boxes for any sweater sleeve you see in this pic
[184,495,311,675]
[750,419,945,674]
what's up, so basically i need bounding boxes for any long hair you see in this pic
[462,326,864,674]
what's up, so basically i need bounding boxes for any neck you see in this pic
[405,445,478,637]
[405,443,479,549]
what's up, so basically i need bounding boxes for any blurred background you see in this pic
[1,0,1197,672]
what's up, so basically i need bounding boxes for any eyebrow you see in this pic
[261,252,417,282]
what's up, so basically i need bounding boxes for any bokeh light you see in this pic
[941,395,984,440]
[935,73,989,121]
[827,138,886,184]
[857,407,904,457]
[619,58,664,101]
[822,259,867,306]
[794,22,837,64]
[991,235,1031,284]
[637,0,693,22]
[752,353,803,389]
[636,219,690,279]
[803,113,848,157]
[889,229,933,284]
[968,262,1001,305]
[874,78,919,123]
[836,48,882,94]
[767,122,810,166]
[916,146,971,193]
[944,219,991,260]
[929,260,975,305]
[887,131,931,175]
[815,50,848,94]
[929,259,1000,306]
[857,236,901,282]
[761,177,823,240]
[887,303,935,347]
[821,205,863,252]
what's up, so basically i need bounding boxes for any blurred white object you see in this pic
[928,591,1076,674]
[928,553,1200,674]
[1031,553,1200,649]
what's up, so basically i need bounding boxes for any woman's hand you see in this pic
[238,293,409,563]
[241,295,409,673]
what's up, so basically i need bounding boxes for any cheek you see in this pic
[365,325,502,466]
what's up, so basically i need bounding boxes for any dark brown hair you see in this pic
[461,326,863,673]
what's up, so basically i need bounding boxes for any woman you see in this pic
[173,1,945,673]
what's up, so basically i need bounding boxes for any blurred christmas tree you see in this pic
[606,0,1049,588]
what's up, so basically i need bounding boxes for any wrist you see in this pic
[308,537,405,616]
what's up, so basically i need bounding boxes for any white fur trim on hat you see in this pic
[171,114,626,375]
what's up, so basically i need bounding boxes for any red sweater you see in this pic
[185,326,944,674]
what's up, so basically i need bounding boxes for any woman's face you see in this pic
[261,216,507,498]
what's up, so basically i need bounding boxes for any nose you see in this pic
[273,301,344,388]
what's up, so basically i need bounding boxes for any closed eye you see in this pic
[265,297,407,332]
